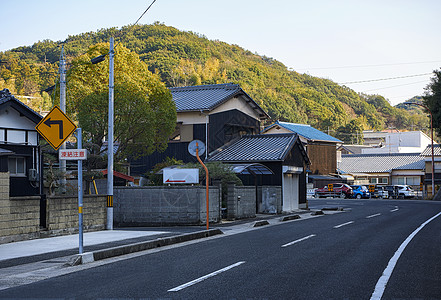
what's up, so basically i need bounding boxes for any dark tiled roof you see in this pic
[421,144,441,156]
[209,133,301,162]
[169,83,269,119]
[339,153,425,173]
[0,89,42,123]
[263,121,342,143]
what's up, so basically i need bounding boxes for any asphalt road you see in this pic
[1,199,440,299]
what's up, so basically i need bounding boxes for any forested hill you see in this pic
[0,22,428,141]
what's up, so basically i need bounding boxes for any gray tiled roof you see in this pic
[209,133,299,162]
[339,153,425,173]
[170,83,269,118]
[421,144,441,156]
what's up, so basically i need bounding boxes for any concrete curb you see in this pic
[253,220,270,227]
[68,229,223,266]
[280,214,301,222]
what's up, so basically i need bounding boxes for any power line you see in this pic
[362,80,428,93]
[339,73,432,84]
[296,60,441,71]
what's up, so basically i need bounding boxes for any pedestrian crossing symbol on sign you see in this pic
[35,105,77,150]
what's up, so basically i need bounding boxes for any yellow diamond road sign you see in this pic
[36,105,77,150]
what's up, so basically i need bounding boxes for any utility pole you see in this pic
[107,37,114,230]
[59,45,67,192]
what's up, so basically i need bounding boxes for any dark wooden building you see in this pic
[130,83,269,176]
[262,121,342,176]
[209,133,310,211]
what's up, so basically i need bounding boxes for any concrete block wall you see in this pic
[258,186,282,214]
[235,186,257,219]
[0,173,41,243]
[114,186,220,226]
[46,195,107,235]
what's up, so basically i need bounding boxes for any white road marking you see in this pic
[366,213,381,219]
[390,207,399,212]
[333,221,354,228]
[281,234,316,248]
[168,261,245,292]
[370,211,441,300]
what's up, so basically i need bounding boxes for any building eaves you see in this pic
[0,89,42,123]
[262,121,342,143]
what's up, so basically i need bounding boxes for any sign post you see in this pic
[369,185,375,199]
[188,140,209,230]
[58,128,87,254]
[36,108,86,254]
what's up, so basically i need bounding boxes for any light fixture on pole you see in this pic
[403,102,435,196]
[91,38,114,230]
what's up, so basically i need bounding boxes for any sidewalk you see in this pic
[0,211,316,268]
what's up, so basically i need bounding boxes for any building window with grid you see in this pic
[8,157,26,177]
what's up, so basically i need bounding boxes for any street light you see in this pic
[403,102,435,197]
[91,37,114,230]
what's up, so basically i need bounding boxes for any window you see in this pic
[8,157,26,176]
[380,177,388,184]
[370,178,378,184]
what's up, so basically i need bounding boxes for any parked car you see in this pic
[314,183,353,198]
[372,186,389,199]
[350,185,370,199]
[395,185,415,199]
[384,185,398,199]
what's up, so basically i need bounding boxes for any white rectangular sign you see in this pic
[59,149,87,160]
[163,168,199,184]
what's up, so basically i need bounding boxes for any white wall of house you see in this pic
[211,96,261,121]
[0,107,39,146]
[362,131,433,154]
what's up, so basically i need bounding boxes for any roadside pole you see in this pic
[196,143,209,230]
[107,37,114,230]
[77,128,84,254]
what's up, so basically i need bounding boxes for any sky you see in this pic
[1,0,440,105]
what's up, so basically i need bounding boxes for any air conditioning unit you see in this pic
[28,169,38,182]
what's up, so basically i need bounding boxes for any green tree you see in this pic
[66,42,177,163]
[423,69,441,138]
[336,119,364,144]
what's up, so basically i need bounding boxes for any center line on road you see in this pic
[390,207,399,212]
[282,234,316,248]
[366,213,381,219]
[168,261,245,292]
[333,221,354,228]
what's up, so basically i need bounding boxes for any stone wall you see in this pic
[113,186,220,226]
[0,171,107,244]
[46,195,107,236]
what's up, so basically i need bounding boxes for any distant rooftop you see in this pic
[339,153,425,173]
[209,133,308,163]
[169,83,269,119]
[262,121,342,143]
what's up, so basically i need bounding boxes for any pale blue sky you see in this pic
[1,0,440,105]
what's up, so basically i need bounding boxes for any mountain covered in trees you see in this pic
[0,22,430,142]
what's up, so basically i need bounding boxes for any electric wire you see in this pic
[362,80,428,93]
[297,60,441,70]
[339,73,432,84]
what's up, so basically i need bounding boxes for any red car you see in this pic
[314,183,354,198]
